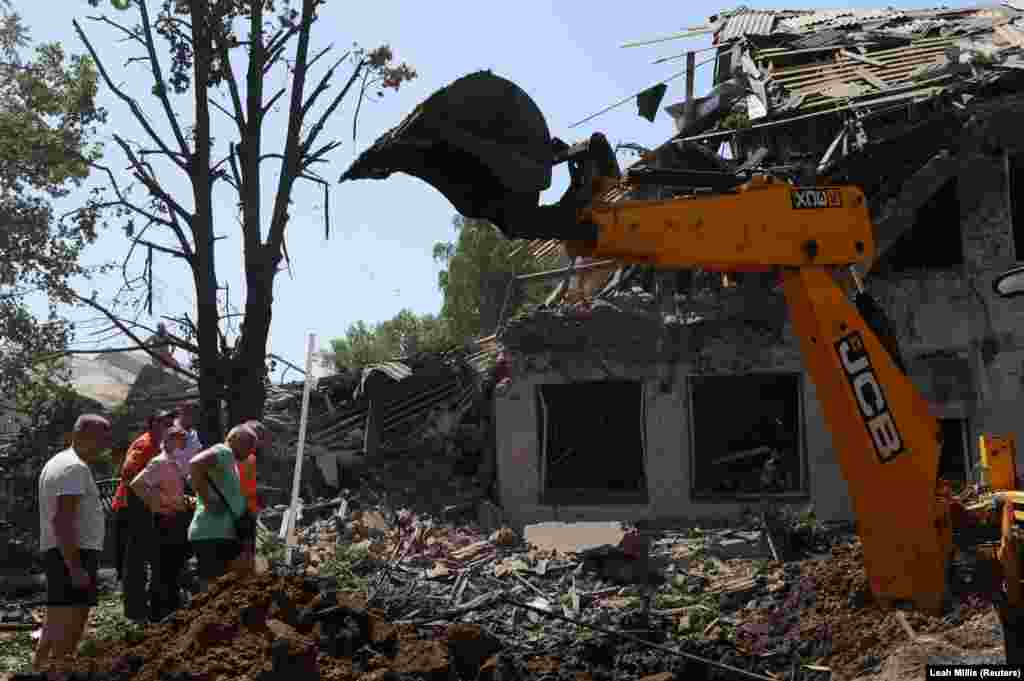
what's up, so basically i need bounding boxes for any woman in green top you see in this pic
[188,425,256,590]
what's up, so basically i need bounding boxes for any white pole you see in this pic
[284,333,317,559]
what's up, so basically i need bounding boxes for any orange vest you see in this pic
[238,451,259,513]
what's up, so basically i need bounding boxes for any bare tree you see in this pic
[68,0,415,442]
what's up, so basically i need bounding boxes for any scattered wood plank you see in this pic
[703,617,721,636]
[842,49,886,68]
[895,611,917,641]
[856,67,889,91]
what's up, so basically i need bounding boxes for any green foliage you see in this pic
[0,5,107,416]
[328,309,451,371]
[319,543,371,592]
[720,110,751,130]
[84,592,146,649]
[0,630,33,673]
[432,215,548,342]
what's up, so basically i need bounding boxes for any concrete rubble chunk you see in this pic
[523,521,627,555]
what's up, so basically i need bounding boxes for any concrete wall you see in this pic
[493,353,855,530]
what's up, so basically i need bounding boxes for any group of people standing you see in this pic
[33,404,267,671]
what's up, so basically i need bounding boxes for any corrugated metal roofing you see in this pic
[786,28,849,49]
[363,361,412,383]
[777,8,902,31]
[719,11,778,41]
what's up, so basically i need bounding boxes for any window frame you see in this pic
[687,371,810,502]
[536,379,649,506]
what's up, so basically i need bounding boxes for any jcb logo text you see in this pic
[835,332,905,464]
[791,188,842,209]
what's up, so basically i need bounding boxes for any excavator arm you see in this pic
[342,71,953,613]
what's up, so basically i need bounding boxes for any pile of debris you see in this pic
[17,497,1005,681]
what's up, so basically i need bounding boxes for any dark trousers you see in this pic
[998,596,1024,664]
[116,494,157,621]
[151,511,191,620]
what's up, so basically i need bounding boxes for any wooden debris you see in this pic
[841,49,886,68]
[895,611,917,641]
[703,617,721,636]
[856,67,889,90]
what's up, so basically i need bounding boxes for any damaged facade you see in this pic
[490,3,1024,529]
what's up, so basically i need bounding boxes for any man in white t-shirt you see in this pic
[34,414,112,671]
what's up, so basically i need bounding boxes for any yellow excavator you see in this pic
[341,71,1024,660]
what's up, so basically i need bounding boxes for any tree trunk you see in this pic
[195,261,222,446]
[225,256,274,427]
[191,1,222,446]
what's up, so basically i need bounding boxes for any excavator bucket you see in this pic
[340,71,554,233]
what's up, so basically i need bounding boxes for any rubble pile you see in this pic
[22,569,786,681]
[7,501,1013,681]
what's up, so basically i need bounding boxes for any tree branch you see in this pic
[299,52,347,120]
[302,59,366,155]
[305,45,332,74]
[265,22,299,59]
[86,14,147,49]
[72,19,189,173]
[303,141,342,169]
[120,218,157,290]
[263,22,302,75]
[241,0,266,258]
[83,162,177,231]
[209,97,238,123]
[135,0,192,159]
[214,37,246,136]
[136,238,190,259]
[227,143,243,193]
[266,0,317,257]
[111,135,194,254]
[68,292,200,381]
[260,86,287,118]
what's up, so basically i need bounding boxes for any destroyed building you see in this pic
[489,4,1024,529]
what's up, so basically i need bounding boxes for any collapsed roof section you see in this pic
[497,3,1024,358]
[674,4,1024,137]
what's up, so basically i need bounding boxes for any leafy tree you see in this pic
[71,0,416,443]
[327,309,450,371]
[328,320,384,370]
[0,3,106,417]
[432,215,549,342]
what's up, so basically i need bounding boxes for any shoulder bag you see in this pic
[206,474,257,544]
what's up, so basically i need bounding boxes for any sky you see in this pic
[12,0,974,382]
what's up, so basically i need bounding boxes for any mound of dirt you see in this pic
[34,572,499,681]
[799,543,997,680]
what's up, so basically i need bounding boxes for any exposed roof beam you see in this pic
[866,150,960,273]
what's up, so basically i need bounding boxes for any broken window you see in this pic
[876,178,963,272]
[1010,153,1024,261]
[537,380,648,505]
[937,418,970,483]
[689,373,806,499]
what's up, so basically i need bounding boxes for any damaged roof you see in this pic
[671,3,1024,137]
[497,3,1024,356]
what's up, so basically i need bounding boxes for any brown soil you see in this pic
[797,543,997,680]
[37,571,504,681]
